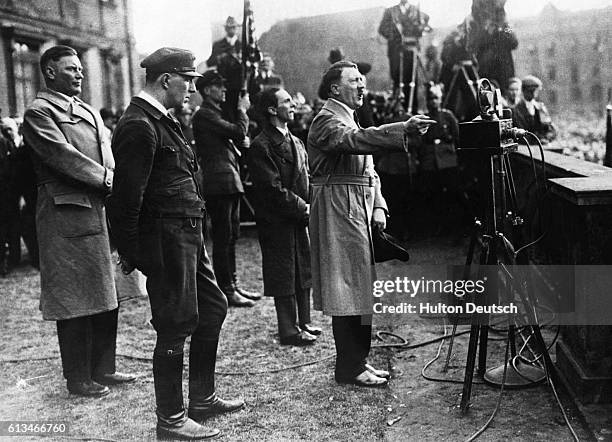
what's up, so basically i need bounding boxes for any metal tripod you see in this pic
[441,144,553,413]
[396,43,428,114]
[442,61,480,122]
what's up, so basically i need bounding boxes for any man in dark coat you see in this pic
[378,0,430,113]
[207,16,243,122]
[512,75,556,143]
[107,47,244,440]
[23,45,134,398]
[193,70,260,307]
[248,87,321,346]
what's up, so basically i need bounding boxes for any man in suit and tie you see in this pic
[23,45,134,398]
[307,61,434,387]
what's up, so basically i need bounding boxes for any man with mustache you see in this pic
[308,61,435,387]
[23,45,134,398]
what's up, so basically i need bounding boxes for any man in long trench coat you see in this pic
[23,45,134,398]
[307,61,434,387]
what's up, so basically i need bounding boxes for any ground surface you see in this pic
[0,230,606,441]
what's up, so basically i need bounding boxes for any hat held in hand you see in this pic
[373,229,410,263]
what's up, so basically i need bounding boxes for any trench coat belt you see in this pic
[310,174,374,187]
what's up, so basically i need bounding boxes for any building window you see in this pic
[545,42,555,58]
[592,65,601,78]
[548,89,557,105]
[590,84,603,103]
[528,44,538,57]
[547,65,556,82]
[570,63,579,83]
[571,86,582,101]
[12,41,40,118]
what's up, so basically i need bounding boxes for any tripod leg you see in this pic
[398,49,405,107]
[443,322,458,373]
[477,322,489,377]
[443,219,481,372]
[407,48,418,113]
[460,322,480,412]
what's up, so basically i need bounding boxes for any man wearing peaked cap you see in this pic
[107,47,244,440]
[141,47,203,77]
[193,69,261,307]
[512,74,556,143]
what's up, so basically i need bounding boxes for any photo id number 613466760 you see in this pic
[0,421,69,436]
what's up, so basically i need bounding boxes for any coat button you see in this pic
[281,158,287,163]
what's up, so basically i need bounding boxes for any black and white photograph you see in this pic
[1,0,612,440]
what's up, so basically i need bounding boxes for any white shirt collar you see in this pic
[137,90,169,116]
[399,4,407,14]
[276,126,288,137]
[525,99,536,115]
[225,35,238,46]
[329,98,355,118]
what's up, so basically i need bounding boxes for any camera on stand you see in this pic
[457,78,526,154]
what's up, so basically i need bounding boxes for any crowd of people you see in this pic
[2,1,563,439]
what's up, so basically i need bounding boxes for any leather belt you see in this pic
[311,174,375,187]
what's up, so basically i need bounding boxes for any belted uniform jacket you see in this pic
[247,126,311,297]
[23,89,116,320]
[307,99,407,316]
[106,96,205,267]
[192,100,248,196]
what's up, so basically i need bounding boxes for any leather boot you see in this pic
[154,351,219,440]
[232,273,261,300]
[221,285,255,307]
[188,340,245,422]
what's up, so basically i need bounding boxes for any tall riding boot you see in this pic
[188,339,244,423]
[154,351,219,440]
[232,272,261,300]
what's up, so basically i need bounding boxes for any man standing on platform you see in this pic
[207,16,243,122]
[378,0,431,113]
[193,70,261,307]
[107,47,244,440]
[23,45,134,398]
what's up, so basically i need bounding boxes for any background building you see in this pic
[0,0,137,118]
[258,3,611,113]
[512,4,612,113]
